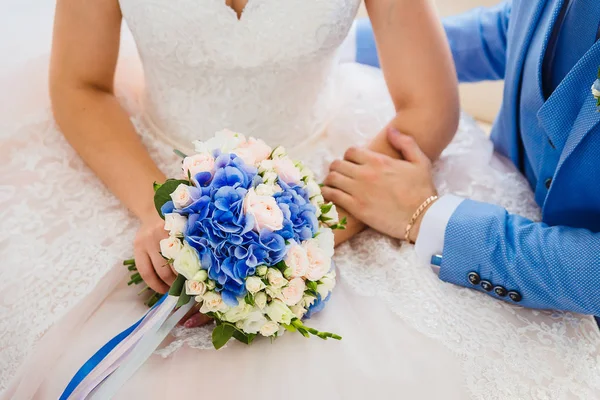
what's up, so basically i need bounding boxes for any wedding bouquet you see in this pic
[127,130,344,349]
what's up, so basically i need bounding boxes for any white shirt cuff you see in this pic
[414,195,465,272]
[338,21,357,63]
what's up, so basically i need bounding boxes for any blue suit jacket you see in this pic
[356,1,600,316]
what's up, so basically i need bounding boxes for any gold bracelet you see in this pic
[405,195,439,244]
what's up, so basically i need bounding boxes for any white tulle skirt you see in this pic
[1,48,600,400]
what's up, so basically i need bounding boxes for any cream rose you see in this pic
[159,236,183,260]
[185,280,207,296]
[199,292,229,313]
[233,137,272,165]
[243,188,284,232]
[223,303,253,323]
[315,228,335,259]
[238,310,268,334]
[279,277,306,306]
[273,158,302,184]
[265,299,294,325]
[171,184,194,209]
[285,242,309,278]
[266,268,286,288]
[290,304,307,319]
[259,321,279,337]
[172,242,201,280]
[182,153,215,179]
[164,213,187,237]
[254,291,268,309]
[303,241,331,281]
[245,276,266,294]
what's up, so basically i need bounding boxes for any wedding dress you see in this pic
[1,1,600,399]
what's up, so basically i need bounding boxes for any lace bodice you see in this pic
[119,0,361,152]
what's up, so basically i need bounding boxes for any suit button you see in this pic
[508,291,522,302]
[480,280,493,292]
[468,272,481,285]
[494,286,508,297]
[545,178,552,189]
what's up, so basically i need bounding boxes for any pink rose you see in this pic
[285,242,309,278]
[304,241,331,281]
[243,188,284,232]
[182,153,215,178]
[279,278,306,306]
[233,137,272,165]
[273,158,302,184]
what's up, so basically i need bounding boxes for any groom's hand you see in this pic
[322,128,437,242]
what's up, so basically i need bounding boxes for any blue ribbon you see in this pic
[60,295,165,400]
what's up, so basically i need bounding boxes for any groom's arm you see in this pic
[350,1,512,83]
[427,198,600,315]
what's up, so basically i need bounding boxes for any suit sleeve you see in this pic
[443,1,512,82]
[439,199,600,315]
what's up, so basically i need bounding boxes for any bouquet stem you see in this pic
[123,259,160,307]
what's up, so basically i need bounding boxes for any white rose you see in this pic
[266,286,282,299]
[191,270,208,282]
[172,242,201,280]
[298,163,315,180]
[238,310,268,334]
[322,203,339,225]
[254,291,268,309]
[303,241,331,281]
[315,228,335,259]
[223,302,253,323]
[258,159,275,174]
[305,179,321,198]
[279,277,306,306]
[259,321,279,337]
[267,268,287,288]
[290,304,307,319]
[170,184,194,209]
[255,183,277,197]
[200,292,229,313]
[301,295,317,308]
[271,146,287,159]
[256,266,268,276]
[265,299,294,325]
[311,195,325,217]
[206,280,216,290]
[285,242,309,278]
[185,280,207,296]
[316,274,336,299]
[164,213,187,237]
[182,153,215,179]
[262,171,278,185]
[159,236,183,260]
[202,129,246,153]
[245,276,266,294]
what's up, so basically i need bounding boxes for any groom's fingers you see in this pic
[387,127,428,165]
[329,159,360,178]
[323,171,355,194]
[321,186,355,212]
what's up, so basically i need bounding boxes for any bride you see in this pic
[2,0,600,399]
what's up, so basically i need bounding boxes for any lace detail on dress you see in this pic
[119,0,361,153]
[336,115,600,400]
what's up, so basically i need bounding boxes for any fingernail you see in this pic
[388,127,401,135]
[184,319,195,328]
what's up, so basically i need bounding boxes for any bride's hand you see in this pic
[133,214,176,293]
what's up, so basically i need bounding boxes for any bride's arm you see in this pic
[50,0,174,292]
[328,0,459,244]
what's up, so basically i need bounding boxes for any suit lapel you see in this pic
[502,0,548,163]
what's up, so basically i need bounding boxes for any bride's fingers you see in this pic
[321,186,355,213]
[183,312,213,329]
[150,250,176,287]
[323,171,355,194]
[135,248,169,293]
[329,159,359,178]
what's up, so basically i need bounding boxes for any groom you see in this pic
[327,1,600,322]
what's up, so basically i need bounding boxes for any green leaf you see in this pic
[176,291,191,308]
[153,182,162,193]
[232,330,257,345]
[154,179,190,218]
[212,323,236,350]
[321,203,333,214]
[244,293,255,306]
[306,281,318,292]
[597,67,600,79]
[169,274,187,296]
